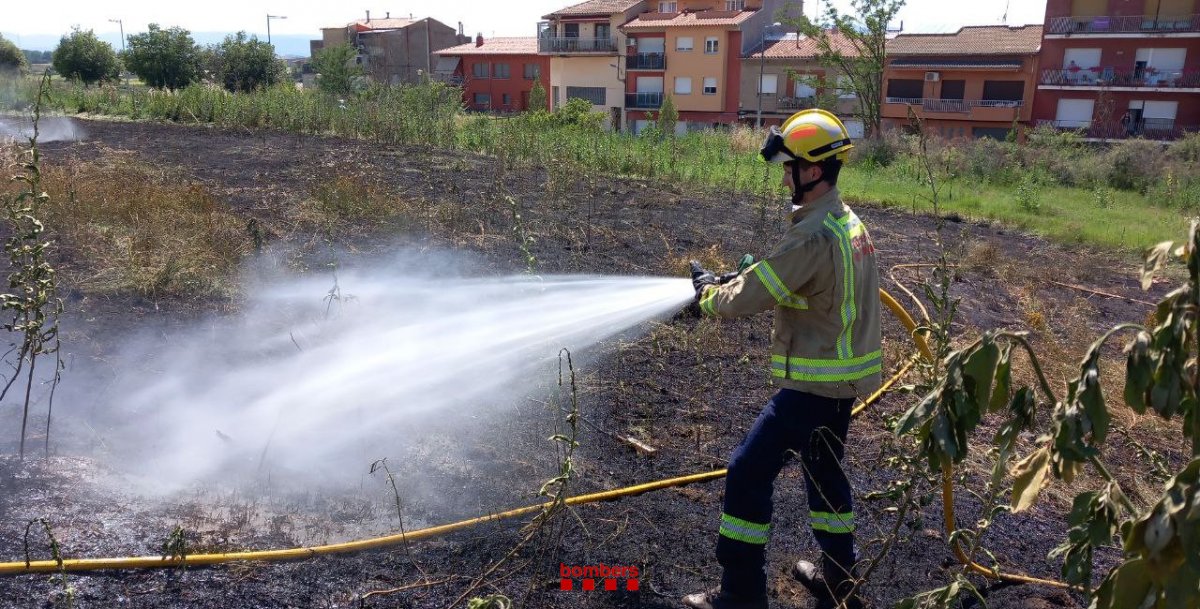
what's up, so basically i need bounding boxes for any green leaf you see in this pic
[1079,367,1110,445]
[1011,446,1051,512]
[1092,558,1155,609]
[1125,331,1153,414]
[961,338,1000,418]
[989,344,1012,414]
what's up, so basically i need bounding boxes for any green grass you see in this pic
[1,76,1192,252]
[840,166,1190,250]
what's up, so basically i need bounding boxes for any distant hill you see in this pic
[2,31,315,59]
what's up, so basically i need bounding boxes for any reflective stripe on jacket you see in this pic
[699,188,882,399]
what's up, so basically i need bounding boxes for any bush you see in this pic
[1106,139,1164,192]
[852,133,901,168]
[552,98,605,132]
[312,44,363,96]
[0,34,27,76]
[210,32,287,93]
[1168,132,1200,165]
[124,24,202,90]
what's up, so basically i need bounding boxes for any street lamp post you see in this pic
[756,22,783,129]
[267,14,287,45]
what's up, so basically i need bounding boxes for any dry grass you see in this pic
[28,151,250,299]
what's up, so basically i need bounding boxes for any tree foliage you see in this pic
[789,0,903,138]
[527,79,547,112]
[0,34,27,76]
[657,94,679,139]
[311,44,363,96]
[897,223,1200,607]
[210,32,287,93]
[51,28,120,85]
[124,24,201,90]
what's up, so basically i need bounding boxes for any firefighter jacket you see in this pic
[699,188,882,399]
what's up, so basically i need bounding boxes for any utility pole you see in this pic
[756,22,782,128]
[267,13,287,46]
[108,19,128,88]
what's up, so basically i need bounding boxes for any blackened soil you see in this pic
[0,118,1180,609]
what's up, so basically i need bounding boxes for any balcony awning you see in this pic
[891,58,1022,70]
[435,57,460,75]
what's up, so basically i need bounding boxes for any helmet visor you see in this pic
[760,126,795,164]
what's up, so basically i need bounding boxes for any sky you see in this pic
[3,0,1050,53]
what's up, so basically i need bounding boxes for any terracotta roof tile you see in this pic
[544,0,644,18]
[623,9,756,29]
[745,31,861,59]
[436,37,540,56]
[887,25,1043,57]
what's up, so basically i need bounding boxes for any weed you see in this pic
[1092,186,1113,209]
[23,518,73,608]
[1015,174,1042,213]
[507,196,537,274]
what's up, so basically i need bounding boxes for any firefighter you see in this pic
[682,109,881,609]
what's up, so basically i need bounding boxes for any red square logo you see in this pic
[627,579,639,591]
[582,579,595,591]
[560,579,572,591]
[604,579,617,591]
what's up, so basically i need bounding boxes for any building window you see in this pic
[676,36,693,51]
[940,80,966,100]
[885,79,923,100]
[703,77,717,95]
[472,62,490,79]
[759,74,778,95]
[596,24,611,40]
[837,75,856,99]
[493,63,510,79]
[564,23,579,38]
[982,80,1024,101]
[659,1,678,12]
[675,76,693,94]
[502,93,511,106]
[474,93,491,108]
[726,0,746,9]
[524,63,541,80]
[552,86,560,108]
[566,86,607,105]
[705,37,720,54]
[972,127,1012,140]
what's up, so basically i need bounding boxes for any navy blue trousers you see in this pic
[716,389,857,600]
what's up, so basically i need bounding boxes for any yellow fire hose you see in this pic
[0,289,1071,590]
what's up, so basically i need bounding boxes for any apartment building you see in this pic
[881,26,1043,140]
[538,0,649,130]
[1033,0,1200,140]
[315,12,467,86]
[435,36,551,113]
[620,0,797,134]
[741,31,862,132]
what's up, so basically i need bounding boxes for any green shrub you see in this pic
[853,133,901,167]
[1106,139,1164,192]
[1168,132,1200,165]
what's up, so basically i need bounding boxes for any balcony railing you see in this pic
[778,96,817,110]
[1046,14,1200,35]
[538,37,618,54]
[1036,119,1198,140]
[626,92,665,109]
[885,98,1024,112]
[626,53,666,70]
[1041,67,1200,88]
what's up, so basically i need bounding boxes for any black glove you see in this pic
[690,261,719,300]
[718,271,740,285]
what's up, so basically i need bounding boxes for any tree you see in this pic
[51,28,121,85]
[657,94,679,139]
[209,32,287,93]
[791,0,904,138]
[527,79,547,112]
[311,43,362,95]
[124,24,201,90]
[0,34,27,76]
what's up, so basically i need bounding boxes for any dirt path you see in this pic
[0,118,1179,609]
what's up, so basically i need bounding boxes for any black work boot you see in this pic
[791,560,866,609]
[682,586,769,609]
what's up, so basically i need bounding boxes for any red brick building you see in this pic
[1033,0,1200,140]
[435,37,552,113]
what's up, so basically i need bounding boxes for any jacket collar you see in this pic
[791,187,842,224]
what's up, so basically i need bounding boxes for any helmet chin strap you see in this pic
[790,161,823,206]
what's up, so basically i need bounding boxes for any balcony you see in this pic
[538,37,618,54]
[626,92,665,109]
[885,98,1024,111]
[1037,119,1197,140]
[626,53,666,70]
[1046,14,1200,35]
[1040,67,1200,89]
[778,96,818,110]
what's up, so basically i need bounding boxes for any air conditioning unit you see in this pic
[628,37,638,47]
[925,71,941,82]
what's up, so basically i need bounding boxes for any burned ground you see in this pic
[0,118,1184,609]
